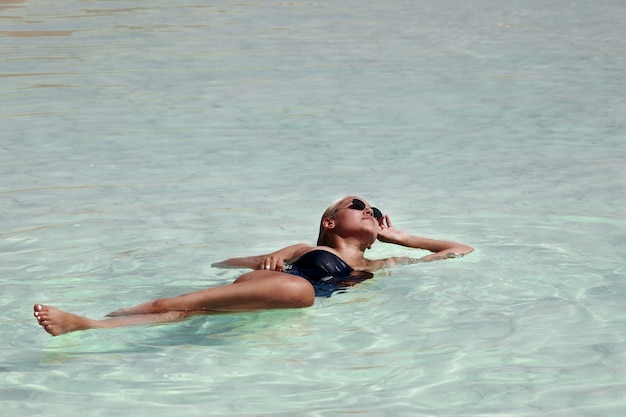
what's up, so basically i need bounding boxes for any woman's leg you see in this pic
[107,271,314,316]
[34,304,200,336]
[34,271,315,336]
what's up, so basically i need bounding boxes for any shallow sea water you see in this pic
[2,0,626,416]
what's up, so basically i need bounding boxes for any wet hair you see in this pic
[316,197,347,246]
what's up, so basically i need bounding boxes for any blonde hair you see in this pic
[316,197,348,246]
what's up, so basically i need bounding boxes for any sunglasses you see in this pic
[343,198,383,219]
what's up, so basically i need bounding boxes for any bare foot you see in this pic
[33,304,94,336]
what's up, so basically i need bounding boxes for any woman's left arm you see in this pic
[376,215,474,261]
[212,243,311,270]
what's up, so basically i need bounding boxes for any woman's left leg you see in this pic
[107,271,314,316]
[34,271,315,336]
[34,304,200,336]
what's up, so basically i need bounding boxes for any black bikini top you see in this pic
[288,249,355,280]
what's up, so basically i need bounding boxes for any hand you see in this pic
[256,255,285,271]
[376,215,407,244]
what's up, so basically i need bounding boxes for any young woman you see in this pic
[34,196,473,336]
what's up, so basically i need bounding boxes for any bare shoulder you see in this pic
[305,245,341,256]
[363,258,394,271]
[365,256,420,271]
[287,243,315,259]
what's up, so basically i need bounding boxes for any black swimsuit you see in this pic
[285,250,373,297]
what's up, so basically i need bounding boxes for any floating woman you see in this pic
[34,196,473,336]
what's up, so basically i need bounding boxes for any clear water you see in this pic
[2,0,625,416]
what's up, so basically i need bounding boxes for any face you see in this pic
[317,196,383,247]
[329,196,382,236]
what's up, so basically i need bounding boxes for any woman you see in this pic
[34,196,473,336]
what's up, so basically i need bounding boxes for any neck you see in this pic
[327,237,370,266]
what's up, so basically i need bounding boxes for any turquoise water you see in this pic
[2,0,625,415]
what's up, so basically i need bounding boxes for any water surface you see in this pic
[2,0,625,416]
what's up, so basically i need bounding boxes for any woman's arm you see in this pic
[376,215,473,261]
[212,243,311,271]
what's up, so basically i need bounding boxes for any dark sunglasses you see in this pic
[346,199,383,219]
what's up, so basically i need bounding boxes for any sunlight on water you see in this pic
[2,0,625,416]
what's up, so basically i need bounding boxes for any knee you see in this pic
[233,272,253,284]
[280,277,315,308]
[151,298,169,312]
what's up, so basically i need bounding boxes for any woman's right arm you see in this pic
[212,243,311,271]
